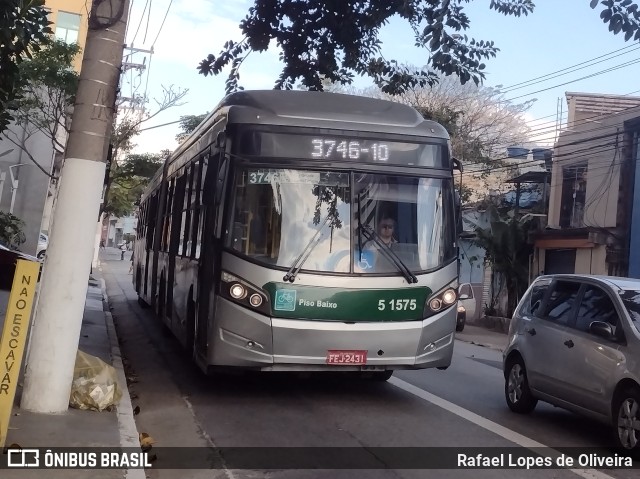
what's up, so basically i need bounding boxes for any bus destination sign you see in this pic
[237,131,449,168]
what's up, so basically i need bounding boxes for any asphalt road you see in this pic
[99,249,638,479]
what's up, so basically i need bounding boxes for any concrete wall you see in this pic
[0,126,55,255]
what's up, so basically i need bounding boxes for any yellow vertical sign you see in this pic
[0,259,39,449]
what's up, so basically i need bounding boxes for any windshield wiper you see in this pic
[283,214,333,283]
[361,225,418,283]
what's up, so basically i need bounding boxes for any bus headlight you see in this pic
[442,289,457,305]
[249,294,263,307]
[425,285,458,316]
[429,298,442,311]
[230,284,246,299]
[220,271,269,314]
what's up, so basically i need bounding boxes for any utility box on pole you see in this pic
[21,0,130,414]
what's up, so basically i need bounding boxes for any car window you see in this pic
[517,278,551,317]
[620,290,640,334]
[574,285,620,335]
[543,280,580,325]
[459,283,473,299]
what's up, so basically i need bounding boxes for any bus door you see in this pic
[166,172,188,330]
[195,140,227,359]
[144,193,158,299]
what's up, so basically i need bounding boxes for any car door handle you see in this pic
[564,339,574,348]
[526,327,536,336]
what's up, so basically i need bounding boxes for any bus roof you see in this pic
[214,90,449,138]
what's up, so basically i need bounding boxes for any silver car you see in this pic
[503,274,640,456]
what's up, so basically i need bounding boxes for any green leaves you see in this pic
[0,0,52,134]
[592,0,640,41]
[104,153,164,218]
[175,114,208,143]
[199,0,538,94]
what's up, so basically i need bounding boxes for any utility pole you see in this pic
[21,0,130,414]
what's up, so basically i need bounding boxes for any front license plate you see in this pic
[326,350,368,365]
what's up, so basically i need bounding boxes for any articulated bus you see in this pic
[133,90,461,380]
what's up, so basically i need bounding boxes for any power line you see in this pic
[500,44,640,92]
[142,0,152,44]
[151,0,173,47]
[130,0,149,45]
[504,58,640,102]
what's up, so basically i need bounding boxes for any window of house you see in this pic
[559,164,587,228]
[55,11,81,44]
[543,280,581,325]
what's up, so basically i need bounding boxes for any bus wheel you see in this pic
[137,296,149,309]
[185,295,195,357]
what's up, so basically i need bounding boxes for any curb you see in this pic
[100,278,146,479]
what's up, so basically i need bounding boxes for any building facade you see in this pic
[0,1,88,254]
[532,92,640,278]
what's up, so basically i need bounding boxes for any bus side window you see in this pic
[189,160,203,258]
[179,166,194,256]
[162,180,174,252]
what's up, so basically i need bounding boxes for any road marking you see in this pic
[389,377,617,479]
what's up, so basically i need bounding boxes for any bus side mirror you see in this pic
[452,157,463,172]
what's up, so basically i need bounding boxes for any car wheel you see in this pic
[505,357,537,414]
[612,386,640,457]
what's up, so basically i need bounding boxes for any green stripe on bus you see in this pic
[263,283,431,321]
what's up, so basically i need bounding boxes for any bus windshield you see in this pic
[228,168,456,275]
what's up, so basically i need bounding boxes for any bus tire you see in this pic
[137,296,149,309]
[185,293,196,357]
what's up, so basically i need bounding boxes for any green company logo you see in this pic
[274,289,297,311]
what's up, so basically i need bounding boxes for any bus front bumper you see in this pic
[210,298,456,371]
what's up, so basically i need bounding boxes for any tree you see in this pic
[101,85,188,217]
[593,0,640,41]
[394,76,532,167]
[199,0,536,93]
[0,211,26,249]
[1,39,80,178]
[199,1,640,94]
[471,202,536,317]
[176,113,208,143]
[0,0,51,135]
[103,153,164,217]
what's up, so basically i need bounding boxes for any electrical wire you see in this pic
[151,0,173,47]
[500,44,640,93]
[130,0,149,45]
[504,58,640,102]
[142,0,152,44]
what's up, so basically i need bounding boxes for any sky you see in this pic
[121,0,640,154]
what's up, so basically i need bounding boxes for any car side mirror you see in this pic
[459,294,470,300]
[589,321,614,340]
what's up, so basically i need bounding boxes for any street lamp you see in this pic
[8,163,31,215]
[0,149,15,203]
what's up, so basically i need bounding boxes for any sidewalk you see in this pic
[1,271,143,478]
[455,324,509,352]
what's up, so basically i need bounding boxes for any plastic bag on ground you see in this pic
[69,350,122,411]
